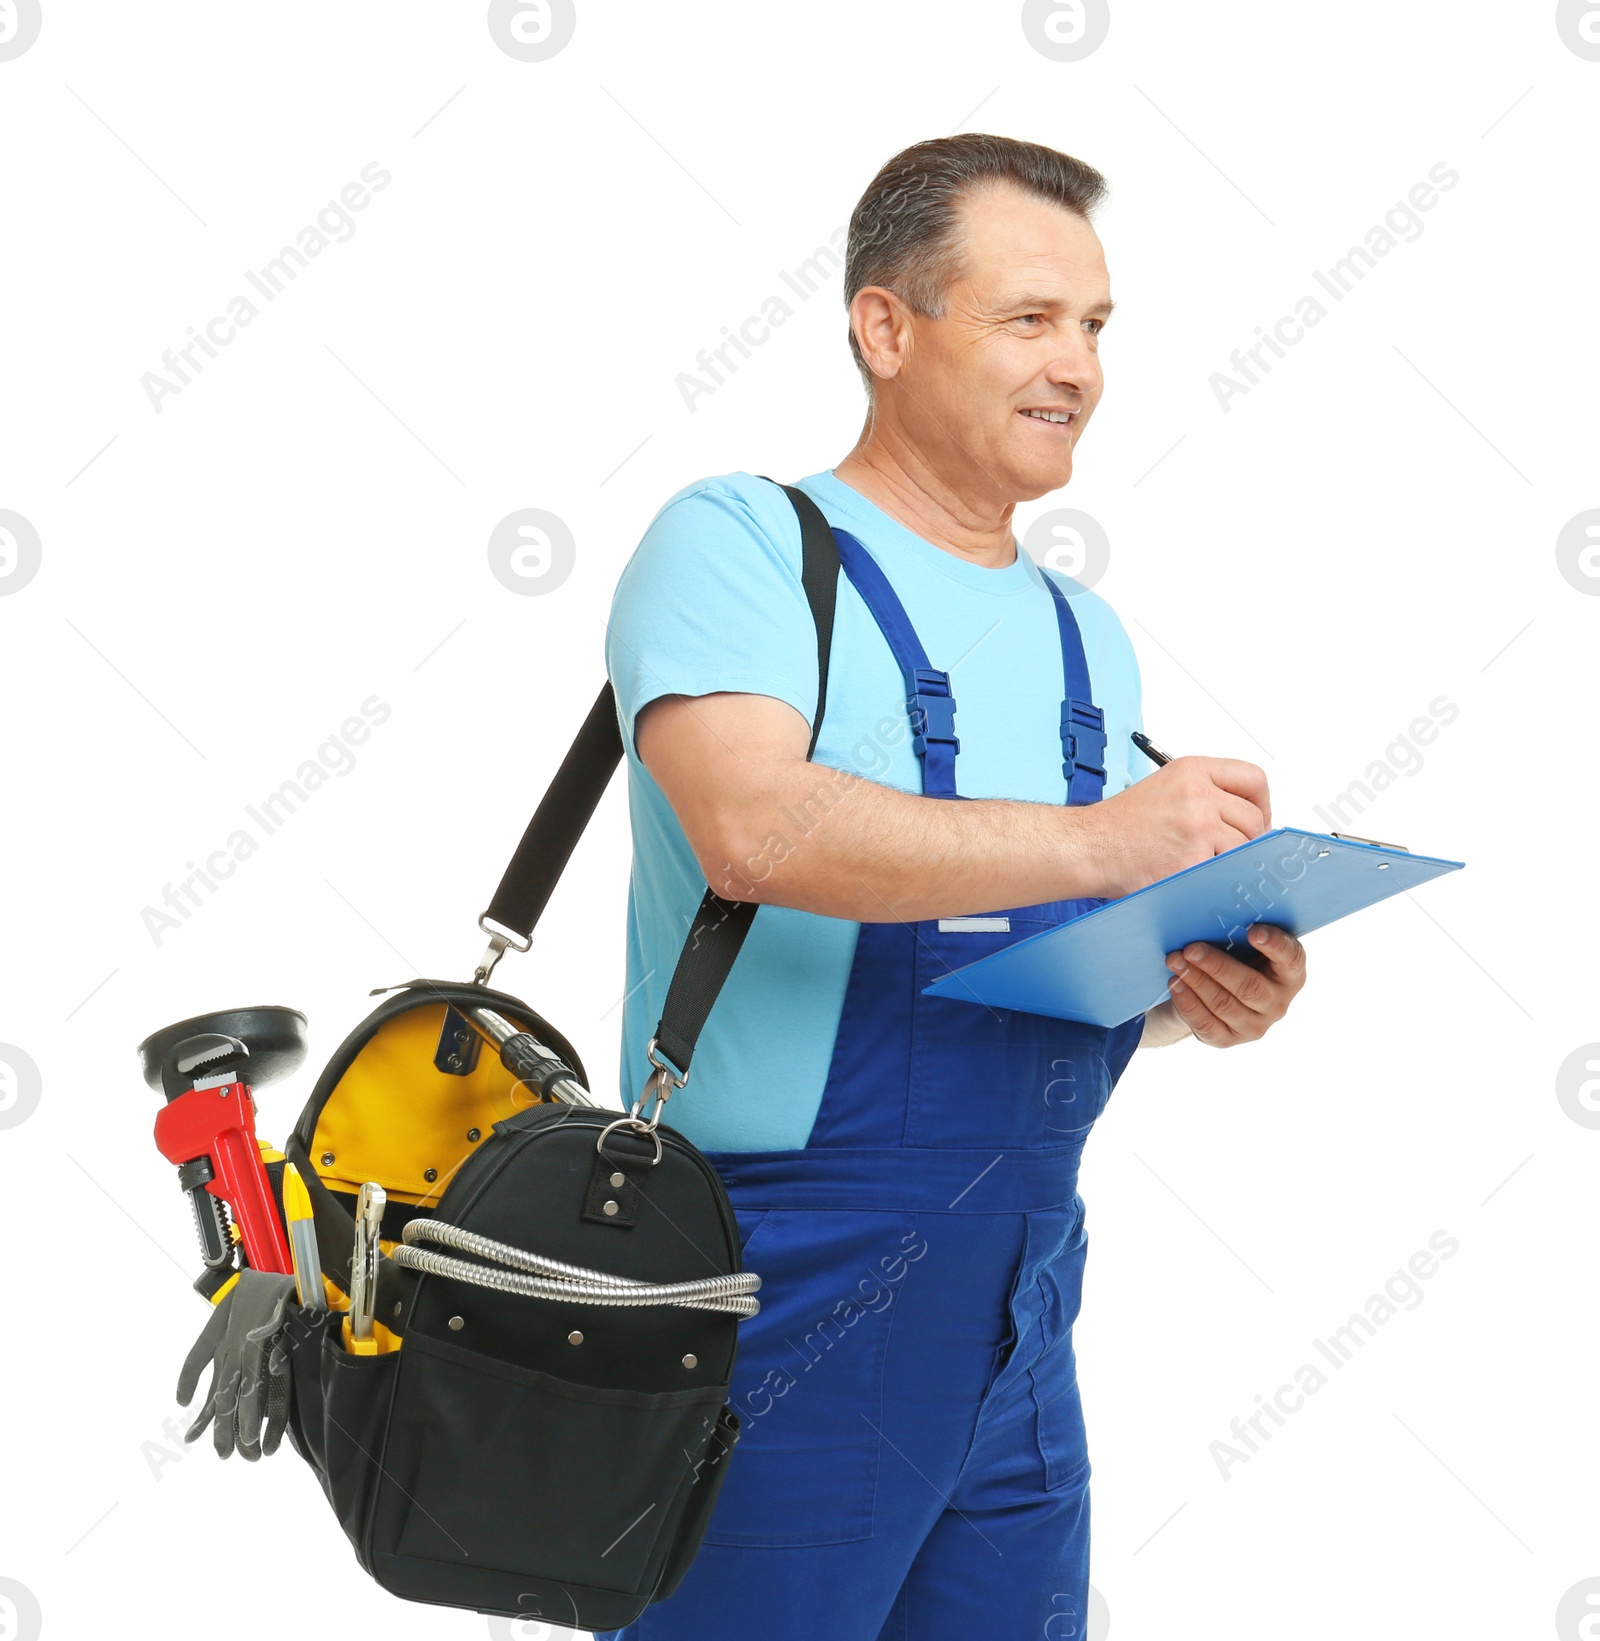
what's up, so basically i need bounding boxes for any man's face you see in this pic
[887,184,1113,505]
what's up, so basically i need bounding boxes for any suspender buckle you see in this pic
[907,668,960,760]
[1060,699,1107,784]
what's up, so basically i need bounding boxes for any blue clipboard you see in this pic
[920,827,1465,1027]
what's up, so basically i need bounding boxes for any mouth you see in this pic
[1018,407,1079,432]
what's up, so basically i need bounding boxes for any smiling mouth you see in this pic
[1019,408,1078,429]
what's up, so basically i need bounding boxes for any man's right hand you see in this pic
[1089,755,1272,899]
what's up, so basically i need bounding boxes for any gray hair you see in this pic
[843,133,1109,391]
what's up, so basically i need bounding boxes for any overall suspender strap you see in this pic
[1039,572,1107,806]
[835,529,1107,808]
[832,528,961,800]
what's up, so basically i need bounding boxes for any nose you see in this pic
[1043,327,1101,400]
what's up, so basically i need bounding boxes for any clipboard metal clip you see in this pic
[1328,831,1409,853]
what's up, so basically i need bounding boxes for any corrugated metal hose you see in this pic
[388,1218,762,1317]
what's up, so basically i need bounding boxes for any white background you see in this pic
[1,3,1596,1638]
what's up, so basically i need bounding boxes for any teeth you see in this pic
[1022,409,1073,423]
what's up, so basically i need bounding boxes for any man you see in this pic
[600,133,1307,1640]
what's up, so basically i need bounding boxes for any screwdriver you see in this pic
[282,1162,327,1311]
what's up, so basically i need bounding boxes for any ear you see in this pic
[850,286,914,382]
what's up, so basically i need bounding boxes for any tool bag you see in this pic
[274,478,842,1629]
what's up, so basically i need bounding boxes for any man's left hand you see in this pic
[1163,924,1307,1047]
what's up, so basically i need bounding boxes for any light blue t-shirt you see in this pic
[605,469,1146,1152]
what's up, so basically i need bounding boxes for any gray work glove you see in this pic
[176,1269,300,1461]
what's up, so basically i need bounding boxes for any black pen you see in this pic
[1130,730,1174,767]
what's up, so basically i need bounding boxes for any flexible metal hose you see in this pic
[389,1218,761,1317]
[406,1218,663,1288]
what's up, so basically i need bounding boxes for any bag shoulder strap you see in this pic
[479,477,841,1083]
[479,682,628,954]
[647,478,839,1081]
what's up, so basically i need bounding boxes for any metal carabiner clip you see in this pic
[630,1036,689,1130]
[472,914,532,986]
[593,1039,688,1165]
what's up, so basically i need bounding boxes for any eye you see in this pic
[1013,313,1045,328]
[1083,317,1106,336]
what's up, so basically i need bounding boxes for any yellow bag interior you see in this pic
[309,1002,554,1208]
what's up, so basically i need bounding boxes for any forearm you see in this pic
[1138,999,1193,1048]
[708,755,1118,921]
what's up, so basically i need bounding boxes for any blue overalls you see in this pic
[606,526,1145,1641]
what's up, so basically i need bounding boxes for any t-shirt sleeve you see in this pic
[605,474,818,760]
[1111,607,1150,789]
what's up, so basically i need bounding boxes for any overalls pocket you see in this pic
[700,1209,912,1547]
[1028,1225,1091,1492]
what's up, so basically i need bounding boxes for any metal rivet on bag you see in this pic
[467,1128,481,1142]
[610,1171,625,1188]
[682,1354,697,1369]
[393,1302,403,1317]
[424,1168,438,1183]
[321,1151,335,1167]
[448,1315,464,1331]
[568,1330,583,1345]
[602,1200,619,1216]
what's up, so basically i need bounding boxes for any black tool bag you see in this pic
[275,478,842,1628]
